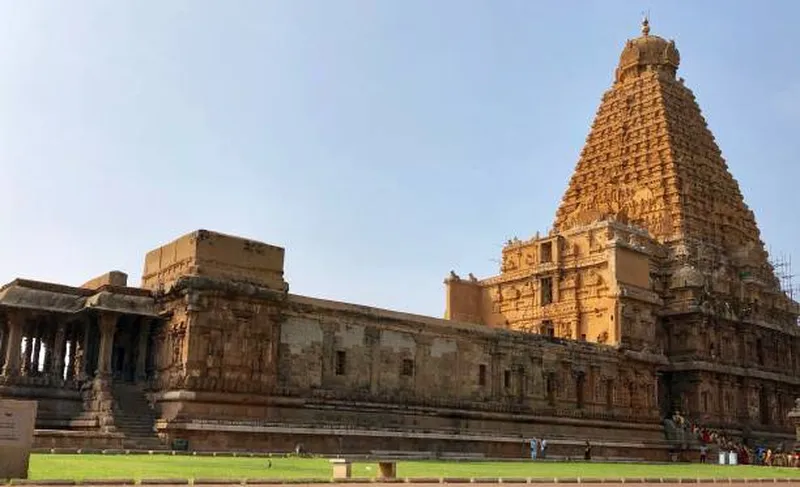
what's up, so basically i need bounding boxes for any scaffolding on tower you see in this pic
[770,249,796,302]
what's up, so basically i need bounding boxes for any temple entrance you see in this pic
[109,316,153,383]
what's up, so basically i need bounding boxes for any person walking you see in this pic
[530,438,539,460]
[540,438,548,459]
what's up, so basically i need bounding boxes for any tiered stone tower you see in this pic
[555,18,776,288]
[446,19,800,438]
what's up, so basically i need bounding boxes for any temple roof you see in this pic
[0,278,158,317]
[616,19,680,82]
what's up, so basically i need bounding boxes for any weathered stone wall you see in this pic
[444,278,482,323]
[143,273,666,454]
[274,294,662,422]
[662,311,800,435]
[151,277,283,401]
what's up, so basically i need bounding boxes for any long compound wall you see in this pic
[148,279,667,454]
[276,295,663,426]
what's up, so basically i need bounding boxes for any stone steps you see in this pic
[110,382,167,450]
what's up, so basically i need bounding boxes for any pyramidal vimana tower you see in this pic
[446,19,800,432]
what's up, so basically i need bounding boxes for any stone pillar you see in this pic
[414,336,431,392]
[321,327,335,386]
[21,327,34,376]
[30,325,42,376]
[80,321,91,379]
[95,312,117,378]
[0,323,6,370]
[66,331,77,380]
[43,325,55,375]
[2,311,23,377]
[365,327,380,394]
[135,319,151,382]
[490,351,503,397]
[51,322,67,380]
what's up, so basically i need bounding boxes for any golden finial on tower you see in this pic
[641,12,650,36]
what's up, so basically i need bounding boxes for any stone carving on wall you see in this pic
[502,253,518,272]
[524,252,536,267]
[206,330,223,371]
[169,321,187,368]
[557,321,572,339]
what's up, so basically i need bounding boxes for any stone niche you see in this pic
[141,229,287,292]
[0,399,37,480]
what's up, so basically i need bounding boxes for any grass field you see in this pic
[26,454,800,481]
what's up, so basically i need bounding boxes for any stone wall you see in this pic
[663,310,800,435]
[277,294,662,420]
[149,272,667,454]
[446,221,662,350]
[151,277,283,401]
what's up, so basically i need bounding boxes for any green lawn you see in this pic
[26,455,800,481]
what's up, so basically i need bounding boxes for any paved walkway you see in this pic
[18,482,800,487]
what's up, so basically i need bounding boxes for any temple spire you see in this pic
[641,16,650,36]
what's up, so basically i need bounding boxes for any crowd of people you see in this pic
[671,412,800,467]
[523,413,798,466]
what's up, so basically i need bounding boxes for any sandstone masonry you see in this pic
[0,20,796,459]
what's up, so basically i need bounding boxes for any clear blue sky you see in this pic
[1,1,798,317]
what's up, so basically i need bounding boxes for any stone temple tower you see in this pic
[446,19,800,436]
[555,18,773,280]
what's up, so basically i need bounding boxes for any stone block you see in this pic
[0,399,38,479]
[329,458,352,479]
[81,271,128,290]
[141,230,286,291]
[378,461,397,479]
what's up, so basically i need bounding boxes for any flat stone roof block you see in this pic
[82,271,128,290]
[141,229,287,292]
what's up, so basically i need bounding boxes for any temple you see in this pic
[0,20,797,459]
[446,18,800,438]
